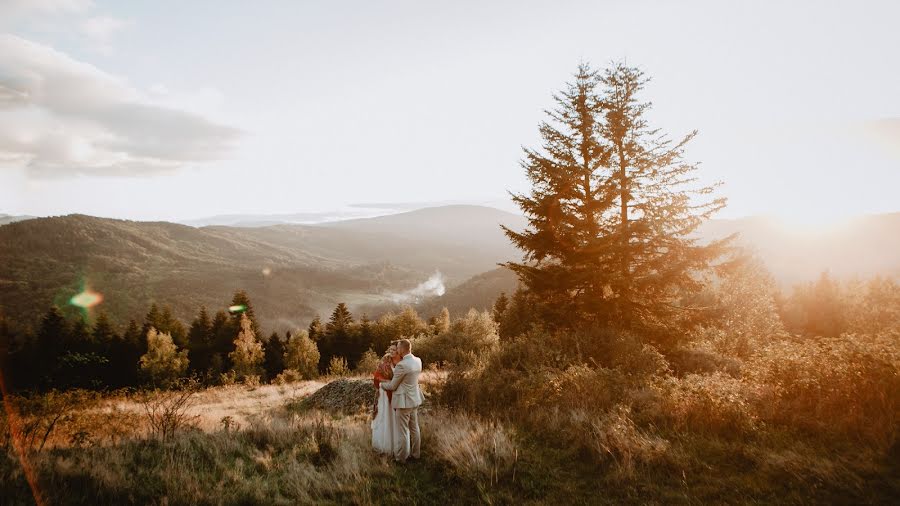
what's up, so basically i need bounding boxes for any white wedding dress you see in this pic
[371,387,399,455]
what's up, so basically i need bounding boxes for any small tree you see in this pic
[283,329,320,379]
[327,356,350,377]
[229,313,264,381]
[431,307,451,335]
[140,327,188,387]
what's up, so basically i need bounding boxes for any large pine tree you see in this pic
[504,62,729,335]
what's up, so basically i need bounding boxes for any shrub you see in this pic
[415,309,499,368]
[327,356,350,377]
[138,379,201,440]
[746,332,900,448]
[355,349,379,374]
[273,369,303,385]
[656,373,756,436]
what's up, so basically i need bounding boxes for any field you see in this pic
[2,359,898,506]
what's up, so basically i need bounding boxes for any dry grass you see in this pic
[425,408,518,485]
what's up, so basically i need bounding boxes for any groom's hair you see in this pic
[397,339,411,354]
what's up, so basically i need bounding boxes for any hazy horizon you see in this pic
[2,1,899,225]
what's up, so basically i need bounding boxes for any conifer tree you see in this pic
[117,319,144,386]
[209,309,233,373]
[504,62,729,334]
[92,312,118,386]
[492,293,509,324]
[320,303,354,370]
[264,331,286,380]
[357,313,374,350]
[160,305,188,348]
[308,315,324,342]
[229,290,261,337]
[35,306,68,387]
[187,306,213,375]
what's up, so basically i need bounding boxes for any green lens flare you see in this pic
[228,304,247,314]
[70,289,103,309]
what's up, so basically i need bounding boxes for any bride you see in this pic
[371,344,400,455]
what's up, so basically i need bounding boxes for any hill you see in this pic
[3,206,898,333]
[0,214,34,226]
[0,215,422,331]
[0,206,528,331]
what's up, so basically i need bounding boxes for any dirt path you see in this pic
[99,380,327,433]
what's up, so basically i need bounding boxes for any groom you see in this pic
[380,339,423,463]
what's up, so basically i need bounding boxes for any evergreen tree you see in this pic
[357,313,374,349]
[160,305,188,349]
[498,288,536,340]
[229,313,264,380]
[209,309,233,374]
[92,312,117,343]
[229,290,261,337]
[264,331,287,380]
[503,62,728,335]
[320,303,355,370]
[35,306,68,387]
[307,315,324,342]
[142,303,162,339]
[492,293,509,324]
[187,306,213,376]
[114,319,144,387]
[92,312,118,387]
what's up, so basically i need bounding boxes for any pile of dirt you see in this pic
[300,378,375,414]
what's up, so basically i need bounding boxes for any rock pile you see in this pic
[301,378,375,414]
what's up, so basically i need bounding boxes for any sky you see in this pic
[1,0,898,223]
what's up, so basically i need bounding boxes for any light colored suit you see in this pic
[381,353,423,461]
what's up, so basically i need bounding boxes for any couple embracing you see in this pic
[371,339,423,463]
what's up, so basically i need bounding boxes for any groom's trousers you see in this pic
[395,407,421,462]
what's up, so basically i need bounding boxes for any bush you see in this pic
[656,373,757,437]
[415,309,499,368]
[327,357,350,377]
[273,369,303,385]
[745,332,900,448]
[355,349,379,374]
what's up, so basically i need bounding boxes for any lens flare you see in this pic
[69,289,103,309]
[262,267,272,276]
[228,304,247,314]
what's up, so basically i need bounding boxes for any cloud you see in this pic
[0,34,240,178]
[79,15,132,53]
[0,0,93,17]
